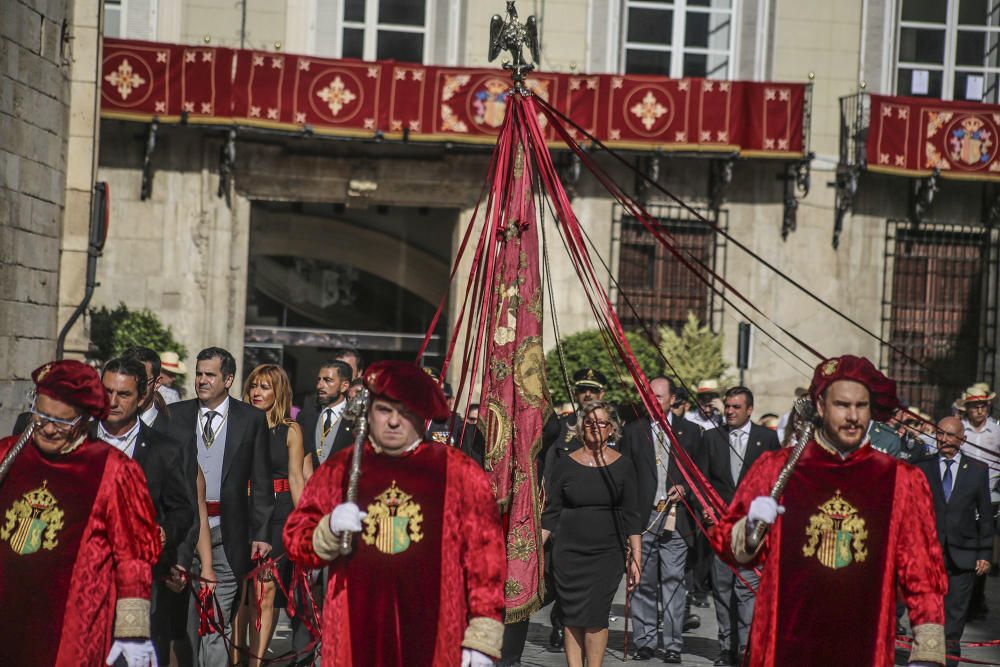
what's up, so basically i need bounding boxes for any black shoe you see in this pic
[683,613,701,632]
[631,647,655,661]
[690,593,711,608]
[664,650,682,664]
[548,626,564,650]
[714,653,733,666]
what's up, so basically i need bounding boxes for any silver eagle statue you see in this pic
[488,1,541,91]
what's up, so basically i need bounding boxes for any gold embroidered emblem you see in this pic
[802,490,868,570]
[821,359,839,376]
[506,524,536,562]
[362,481,423,555]
[504,577,524,599]
[0,481,64,555]
[36,364,52,382]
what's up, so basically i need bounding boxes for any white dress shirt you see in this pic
[963,417,1000,503]
[98,418,142,459]
[140,404,159,428]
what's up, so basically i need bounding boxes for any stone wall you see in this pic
[0,0,72,429]
[95,126,252,387]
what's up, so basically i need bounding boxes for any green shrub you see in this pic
[545,329,664,405]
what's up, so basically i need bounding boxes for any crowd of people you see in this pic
[1,343,997,667]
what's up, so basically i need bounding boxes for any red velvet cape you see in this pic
[0,435,161,667]
[284,441,505,666]
[714,440,946,667]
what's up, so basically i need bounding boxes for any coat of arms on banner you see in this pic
[802,490,868,570]
[473,78,511,128]
[0,481,64,556]
[362,481,424,555]
[948,115,995,168]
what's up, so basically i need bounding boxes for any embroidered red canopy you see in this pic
[100,38,807,156]
[868,93,1000,181]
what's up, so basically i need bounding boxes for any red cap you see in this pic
[809,355,899,421]
[364,360,451,422]
[32,360,110,421]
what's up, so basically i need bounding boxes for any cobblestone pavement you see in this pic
[265,575,1000,665]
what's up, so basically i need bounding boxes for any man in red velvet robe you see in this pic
[0,360,162,667]
[714,355,947,667]
[284,360,505,667]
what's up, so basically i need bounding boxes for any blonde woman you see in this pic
[542,401,642,667]
[233,364,305,667]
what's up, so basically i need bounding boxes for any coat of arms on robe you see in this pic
[362,481,424,555]
[1,481,64,556]
[802,490,868,570]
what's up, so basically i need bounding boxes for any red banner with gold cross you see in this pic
[868,93,1000,181]
[101,38,808,158]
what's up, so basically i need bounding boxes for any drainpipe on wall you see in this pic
[56,183,109,359]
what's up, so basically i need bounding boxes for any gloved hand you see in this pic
[747,496,785,528]
[461,648,495,667]
[330,502,367,534]
[106,640,158,667]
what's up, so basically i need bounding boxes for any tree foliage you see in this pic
[89,303,187,365]
[545,329,664,405]
[658,312,732,392]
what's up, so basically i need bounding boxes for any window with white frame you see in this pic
[103,0,156,40]
[621,0,735,78]
[896,0,1000,103]
[320,0,432,64]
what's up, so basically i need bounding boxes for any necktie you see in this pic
[203,411,218,447]
[943,459,954,502]
[322,409,333,440]
[730,430,744,485]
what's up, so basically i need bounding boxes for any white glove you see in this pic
[747,496,785,528]
[106,640,158,667]
[461,648,495,667]
[330,502,367,533]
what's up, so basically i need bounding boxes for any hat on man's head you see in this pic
[367,361,451,422]
[572,368,607,391]
[32,360,110,421]
[808,355,899,421]
[957,383,996,407]
[695,379,722,395]
[160,351,187,375]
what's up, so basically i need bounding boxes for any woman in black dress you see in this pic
[235,364,306,667]
[542,401,642,667]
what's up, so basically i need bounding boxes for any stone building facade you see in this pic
[0,0,103,429]
[27,0,1000,418]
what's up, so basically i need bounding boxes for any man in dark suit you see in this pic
[701,386,780,666]
[98,357,196,665]
[297,359,354,471]
[620,376,702,663]
[167,347,274,665]
[916,416,994,666]
[124,345,171,433]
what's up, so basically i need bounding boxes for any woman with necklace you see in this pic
[542,401,642,667]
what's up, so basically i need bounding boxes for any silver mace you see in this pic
[745,396,816,552]
[338,387,372,555]
[0,422,36,487]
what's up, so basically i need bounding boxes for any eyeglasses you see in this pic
[30,402,83,434]
[583,420,612,429]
